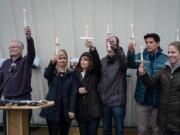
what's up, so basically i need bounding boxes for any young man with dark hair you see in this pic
[127,33,167,135]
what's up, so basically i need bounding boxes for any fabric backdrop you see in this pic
[0,0,180,127]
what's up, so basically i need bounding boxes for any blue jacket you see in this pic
[40,62,77,122]
[127,47,167,107]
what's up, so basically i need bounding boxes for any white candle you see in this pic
[55,37,60,55]
[176,28,179,41]
[55,47,59,55]
[85,25,88,37]
[106,25,110,34]
[23,9,27,27]
[130,23,135,39]
[140,46,144,61]
[80,25,93,40]
[130,23,136,49]
[55,37,59,44]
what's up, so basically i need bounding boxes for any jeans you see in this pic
[3,94,32,135]
[164,130,180,135]
[102,105,126,135]
[78,117,101,135]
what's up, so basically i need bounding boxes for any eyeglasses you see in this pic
[8,46,21,49]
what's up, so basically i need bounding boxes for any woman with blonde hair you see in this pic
[40,49,77,135]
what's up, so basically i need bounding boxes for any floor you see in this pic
[0,127,137,135]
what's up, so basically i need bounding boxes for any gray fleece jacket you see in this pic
[100,47,127,106]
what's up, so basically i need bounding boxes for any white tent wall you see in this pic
[0,0,180,127]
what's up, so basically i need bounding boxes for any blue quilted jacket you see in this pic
[127,47,167,107]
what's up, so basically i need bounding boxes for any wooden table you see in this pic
[0,101,54,135]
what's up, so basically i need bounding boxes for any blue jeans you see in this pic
[78,117,101,135]
[102,105,126,135]
[164,130,180,135]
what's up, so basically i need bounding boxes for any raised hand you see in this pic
[138,63,146,76]
[84,39,93,49]
[128,42,136,53]
[25,26,32,39]
[51,54,58,65]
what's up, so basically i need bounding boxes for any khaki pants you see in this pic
[136,103,161,135]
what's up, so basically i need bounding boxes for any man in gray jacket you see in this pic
[100,35,127,135]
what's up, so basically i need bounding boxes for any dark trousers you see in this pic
[102,105,126,135]
[46,99,71,135]
[3,94,32,135]
[46,118,70,135]
[164,130,180,135]
[78,117,101,135]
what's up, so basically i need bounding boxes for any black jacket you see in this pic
[139,62,180,132]
[40,62,77,122]
[75,48,102,122]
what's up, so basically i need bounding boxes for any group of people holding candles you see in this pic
[0,26,180,135]
[40,32,180,135]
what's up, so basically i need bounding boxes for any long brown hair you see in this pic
[77,52,93,72]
